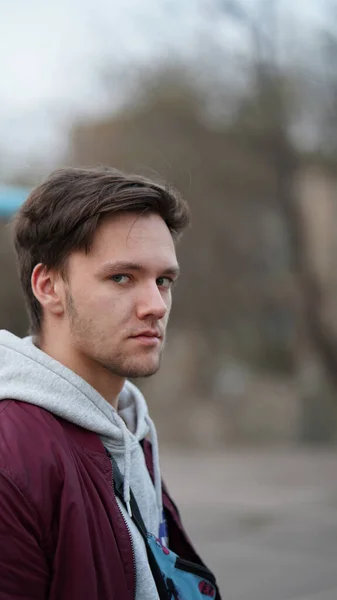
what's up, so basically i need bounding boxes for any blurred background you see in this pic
[2,1,337,597]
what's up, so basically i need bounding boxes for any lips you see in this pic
[131,330,161,338]
[131,329,162,348]
[129,330,162,346]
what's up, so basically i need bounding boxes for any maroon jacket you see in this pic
[0,399,219,599]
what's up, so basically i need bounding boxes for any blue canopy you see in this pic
[0,185,30,217]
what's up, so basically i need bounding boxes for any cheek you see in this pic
[70,288,109,321]
[163,293,172,319]
[87,287,135,320]
[76,282,111,307]
[167,291,173,308]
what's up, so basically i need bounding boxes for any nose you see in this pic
[136,282,168,321]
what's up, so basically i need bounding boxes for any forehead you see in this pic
[89,212,177,265]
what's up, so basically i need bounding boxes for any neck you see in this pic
[36,333,124,410]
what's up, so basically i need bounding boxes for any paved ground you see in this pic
[160,448,337,600]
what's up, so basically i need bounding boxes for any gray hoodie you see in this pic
[0,329,163,600]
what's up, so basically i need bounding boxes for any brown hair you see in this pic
[13,167,190,334]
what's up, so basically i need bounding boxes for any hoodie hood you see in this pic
[0,329,163,519]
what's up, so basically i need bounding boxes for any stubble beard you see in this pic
[65,289,165,379]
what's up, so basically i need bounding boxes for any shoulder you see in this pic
[0,399,66,459]
[0,400,69,504]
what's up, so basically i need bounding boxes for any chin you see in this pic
[122,359,161,379]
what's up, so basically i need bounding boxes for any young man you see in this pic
[0,168,220,599]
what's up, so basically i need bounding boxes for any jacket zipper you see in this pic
[106,451,137,600]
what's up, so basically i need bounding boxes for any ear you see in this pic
[31,264,65,317]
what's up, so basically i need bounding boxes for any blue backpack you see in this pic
[111,455,219,600]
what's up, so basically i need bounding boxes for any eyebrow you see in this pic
[97,261,181,278]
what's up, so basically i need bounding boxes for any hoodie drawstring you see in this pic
[145,414,163,524]
[119,418,133,517]
[119,413,164,526]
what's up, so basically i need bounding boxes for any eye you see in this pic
[156,276,174,289]
[111,274,130,284]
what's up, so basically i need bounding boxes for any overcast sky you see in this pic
[0,0,329,177]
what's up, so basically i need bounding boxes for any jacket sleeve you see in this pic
[0,469,50,599]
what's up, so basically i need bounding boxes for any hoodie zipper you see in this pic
[106,450,136,600]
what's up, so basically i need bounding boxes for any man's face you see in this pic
[61,212,179,379]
